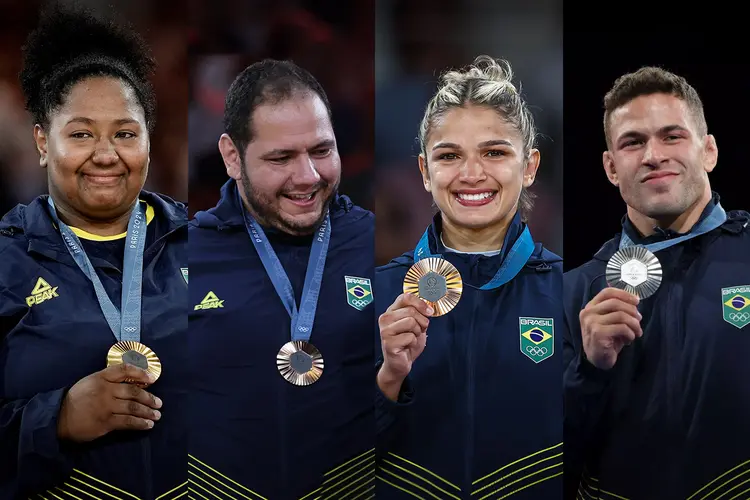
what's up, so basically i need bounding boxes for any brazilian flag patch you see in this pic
[519,317,554,363]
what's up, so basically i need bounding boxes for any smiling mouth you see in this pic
[455,191,497,206]
[642,173,678,183]
[283,190,318,205]
[83,174,124,185]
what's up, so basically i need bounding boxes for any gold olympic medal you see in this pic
[106,341,162,385]
[605,246,662,300]
[277,340,324,386]
[403,257,463,316]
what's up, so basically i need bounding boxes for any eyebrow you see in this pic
[261,139,336,158]
[65,117,141,126]
[618,125,688,142]
[432,139,514,151]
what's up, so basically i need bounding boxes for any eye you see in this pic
[437,152,459,160]
[116,131,137,139]
[268,157,290,165]
[485,150,506,157]
[311,148,332,158]
[70,132,91,139]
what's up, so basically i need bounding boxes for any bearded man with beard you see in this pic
[188,60,375,499]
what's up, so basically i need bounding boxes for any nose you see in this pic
[642,138,668,167]
[291,154,322,187]
[91,138,119,165]
[458,154,486,183]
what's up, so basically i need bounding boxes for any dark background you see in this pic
[563,28,749,271]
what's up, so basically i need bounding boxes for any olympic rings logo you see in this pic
[729,312,750,322]
[526,345,548,356]
[124,327,137,333]
[350,299,370,308]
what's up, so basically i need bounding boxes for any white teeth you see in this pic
[457,192,493,201]
[288,193,314,200]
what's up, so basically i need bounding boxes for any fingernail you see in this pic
[153,410,161,420]
[155,397,163,408]
[148,373,157,384]
[637,312,643,320]
[147,420,154,428]
[426,307,434,316]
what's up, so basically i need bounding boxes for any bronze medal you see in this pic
[277,341,324,386]
[403,257,463,316]
[107,341,162,385]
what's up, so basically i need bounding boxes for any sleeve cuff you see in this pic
[577,350,614,383]
[376,374,415,408]
[17,387,76,489]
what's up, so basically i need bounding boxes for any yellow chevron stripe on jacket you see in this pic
[472,442,563,499]
[687,458,750,500]
[298,448,376,500]
[33,470,188,500]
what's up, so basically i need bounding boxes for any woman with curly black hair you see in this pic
[0,4,187,498]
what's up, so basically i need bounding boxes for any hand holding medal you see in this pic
[58,362,162,442]
[377,293,433,400]
[48,197,166,440]
[580,246,662,370]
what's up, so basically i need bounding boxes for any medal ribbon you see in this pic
[238,187,331,342]
[619,202,727,252]
[47,197,147,342]
[413,223,535,290]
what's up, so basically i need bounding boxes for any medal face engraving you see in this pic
[418,271,447,303]
[121,350,149,370]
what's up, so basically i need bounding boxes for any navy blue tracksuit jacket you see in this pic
[188,179,375,499]
[375,213,564,499]
[564,194,750,499]
[0,192,188,499]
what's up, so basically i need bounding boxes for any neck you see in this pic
[440,213,511,253]
[52,198,133,237]
[627,187,712,237]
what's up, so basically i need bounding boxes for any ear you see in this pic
[603,150,619,187]
[218,134,243,181]
[418,154,431,192]
[702,133,718,173]
[522,149,540,188]
[33,125,48,168]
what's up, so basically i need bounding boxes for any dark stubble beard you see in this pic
[239,158,339,236]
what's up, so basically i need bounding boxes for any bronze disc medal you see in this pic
[277,341,324,386]
[107,340,162,385]
[403,257,463,316]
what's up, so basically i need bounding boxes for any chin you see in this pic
[637,194,689,219]
[278,213,325,235]
[449,213,501,230]
[82,194,127,211]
